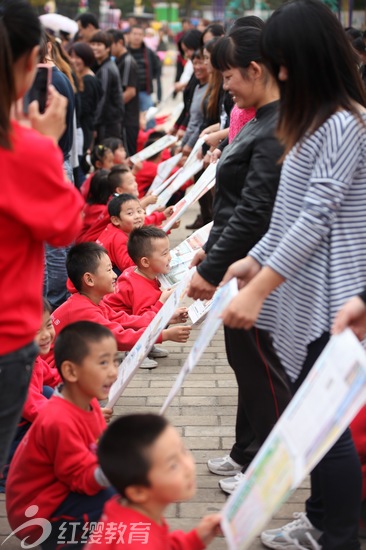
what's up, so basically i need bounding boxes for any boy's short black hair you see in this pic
[90,30,112,48]
[66,242,108,292]
[108,193,139,218]
[107,28,126,44]
[75,12,99,30]
[54,321,114,378]
[108,165,131,192]
[128,226,168,264]
[98,414,169,497]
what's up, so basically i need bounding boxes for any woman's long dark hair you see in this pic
[261,0,366,154]
[0,0,41,149]
[204,38,224,120]
[211,27,262,73]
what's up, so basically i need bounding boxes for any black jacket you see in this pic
[94,57,124,127]
[197,100,283,286]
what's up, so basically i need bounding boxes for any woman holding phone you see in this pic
[0,0,83,471]
[222,1,366,547]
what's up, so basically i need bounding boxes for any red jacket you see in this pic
[76,203,109,244]
[136,160,159,197]
[0,122,83,354]
[85,497,205,550]
[104,266,162,316]
[22,356,61,423]
[80,173,93,200]
[351,405,366,499]
[51,293,160,351]
[6,395,107,543]
[97,223,135,273]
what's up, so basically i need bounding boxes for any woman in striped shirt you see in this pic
[222,0,366,548]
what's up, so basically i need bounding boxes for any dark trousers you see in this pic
[224,326,292,467]
[96,122,122,144]
[296,333,362,550]
[41,488,116,549]
[124,124,139,157]
[0,342,38,470]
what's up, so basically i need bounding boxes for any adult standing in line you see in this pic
[222,1,366,547]
[0,0,84,470]
[75,12,99,43]
[109,29,140,156]
[90,31,125,143]
[127,25,161,124]
[187,27,292,495]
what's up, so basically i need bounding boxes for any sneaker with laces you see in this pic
[207,454,243,476]
[218,472,247,495]
[139,357,158,369]
[148,345,169,359]
[261,512,323,549]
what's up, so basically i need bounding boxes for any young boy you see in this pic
[97,194,144,275]
[52,242,191,354]
[85,414,221,549]
[6,322,118,549]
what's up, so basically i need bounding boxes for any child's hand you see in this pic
[170,307,188,324]
[196,514,222,546]
[140,194,157,209]
[131,159,143,174]
[101,407,113,423]
[171,220,180,229]
[163,325,192,343]
[164,206,174,218]
[28,85,67,144]
[160,288,174,304]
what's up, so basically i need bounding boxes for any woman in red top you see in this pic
[0,0,83,470]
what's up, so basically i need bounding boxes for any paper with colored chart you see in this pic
[221,329,366,550]
[162,162,217,233]
[107,270,194,408]
[129,135,178,164]
[159,278,238,414]
[158,222,213,289]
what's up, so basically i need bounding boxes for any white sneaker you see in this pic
[139,357,158,369]
[207,454,243,476]
[218,472,247,495]
[260,512,323,549]
[148,345,169,358]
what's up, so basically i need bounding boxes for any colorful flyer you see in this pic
[221,329,366,550]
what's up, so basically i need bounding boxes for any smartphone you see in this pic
[23,64,51,114]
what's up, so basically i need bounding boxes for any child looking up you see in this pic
[85,414,221,549]
[52,243,191,353]
[97,194,145,275]
[6,322,118,549]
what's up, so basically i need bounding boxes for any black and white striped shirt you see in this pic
[250,110,366,381]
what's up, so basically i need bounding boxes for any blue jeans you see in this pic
[0,342,38,470]
[139,91,155,129]
[41,488,116,549]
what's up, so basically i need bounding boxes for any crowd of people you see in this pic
[2,0,366,548]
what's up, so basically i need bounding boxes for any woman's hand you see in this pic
[332,295,366,339]
[221,283,265,330]
[210,148,222,163]
[28,85,67,144]
[187,271,217,300]
[190,248,206,268]
[221,256,261,289]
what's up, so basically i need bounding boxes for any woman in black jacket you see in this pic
[187,27,292,495]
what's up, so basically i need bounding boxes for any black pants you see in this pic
[96,122,122,144]
[298,333,362,550]
[224,326,292,467]
[124,125,139,157]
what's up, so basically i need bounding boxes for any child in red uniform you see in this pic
[77,170,113,244]
[85,414,221,550]
[6,322,118,549]
[52,242,191,353]
[80,144,115,199]
[0,299,60,493]
[97,194,145,275]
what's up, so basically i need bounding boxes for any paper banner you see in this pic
[129,135,178,164]
[148,153,183,195]
[159,278,238,414]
